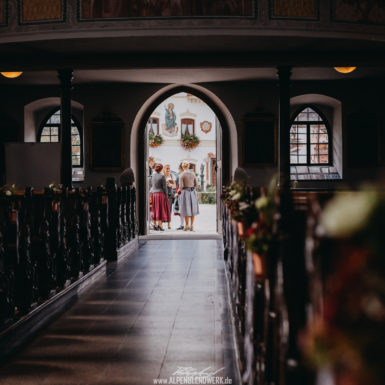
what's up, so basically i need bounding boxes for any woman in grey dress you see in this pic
[178,161,199,231]
[174,163,185,230]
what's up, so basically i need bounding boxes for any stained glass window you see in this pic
[38,109,82,167]
[290,107,330,165]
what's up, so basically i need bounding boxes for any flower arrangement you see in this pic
[222,181,248,221]
[301,190,385,385]
[245,190,276,255]
[48,182,63,193]
[0,184,15,196]
[222,177,279,278]
[181,134,200,150]
[222,177,278,246]
[149,133,163,148]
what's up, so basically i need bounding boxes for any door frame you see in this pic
[133,84,237,236]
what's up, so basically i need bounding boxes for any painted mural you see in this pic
[333,0,385,24]
[0,0,6,25]
[21,0,63,23]
[163,103,178,137]
[271,0,318,19]
[80,0,254,19]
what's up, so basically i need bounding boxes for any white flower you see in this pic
[255,196,269,210]
[229,189,237,197]
[239,202,250,211]
[5,190,12,196]
[231,192,241,201]
[362,295,385,322]
[320,191,378,237]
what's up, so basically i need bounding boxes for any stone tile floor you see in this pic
[0,240,238,385]
[148,204,218,236]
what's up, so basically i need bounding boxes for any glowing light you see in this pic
[334,67,357,74]
[1,72,23,78]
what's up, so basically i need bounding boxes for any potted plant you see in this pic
[181,134,200,150]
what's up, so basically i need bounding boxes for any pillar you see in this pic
[58,69,73,188]
[277,66,292,189]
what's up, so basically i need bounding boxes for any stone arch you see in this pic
[130,83,238,234]
[24,97,84,142]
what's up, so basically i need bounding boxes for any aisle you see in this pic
[0,240,238,385]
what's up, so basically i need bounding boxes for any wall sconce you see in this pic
[334,67,357,74]
[1,72,23,78]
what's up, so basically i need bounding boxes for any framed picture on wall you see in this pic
[242,113,277,166]
[90,115,124,170]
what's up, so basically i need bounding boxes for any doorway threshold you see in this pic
[140,233,221,240]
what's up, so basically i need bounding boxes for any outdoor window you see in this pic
[147,117,159,136]
[181,118,195,136]
[290,107,330,165]
[38,109,83,167]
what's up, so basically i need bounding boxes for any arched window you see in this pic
[290,106,330,165]
[38,109,83,167]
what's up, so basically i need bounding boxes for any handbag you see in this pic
[167,187,175,204]
[168,176,176,204]
[174,198,179,211]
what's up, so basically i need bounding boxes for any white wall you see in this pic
[148,92,216,183]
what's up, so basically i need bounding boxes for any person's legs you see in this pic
[168,197,172,229]
[152,216,159,230]
[158,220,164,231]
[149,194,154,230]
[190,216,195,231]
[177,215,184,230]
[184,216,190,230]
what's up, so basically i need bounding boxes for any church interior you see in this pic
[0,1,384,384]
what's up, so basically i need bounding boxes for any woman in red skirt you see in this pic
[150,163,171,231]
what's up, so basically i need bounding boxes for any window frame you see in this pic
[37,108,83,168]
[290,104,332,166]
[147,117,160,136]
[181,118,195,136]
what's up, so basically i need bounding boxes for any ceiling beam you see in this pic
[1,51,385,71]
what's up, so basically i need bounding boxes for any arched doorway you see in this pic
[131,84,238,235]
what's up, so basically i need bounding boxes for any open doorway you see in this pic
[145,92,220,235]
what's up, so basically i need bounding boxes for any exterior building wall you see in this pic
[148,92,216,189]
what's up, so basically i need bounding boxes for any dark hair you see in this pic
[233,167,249,184]
[120,167,135,186]
[188,163,194,170]
[154,163,163,172]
